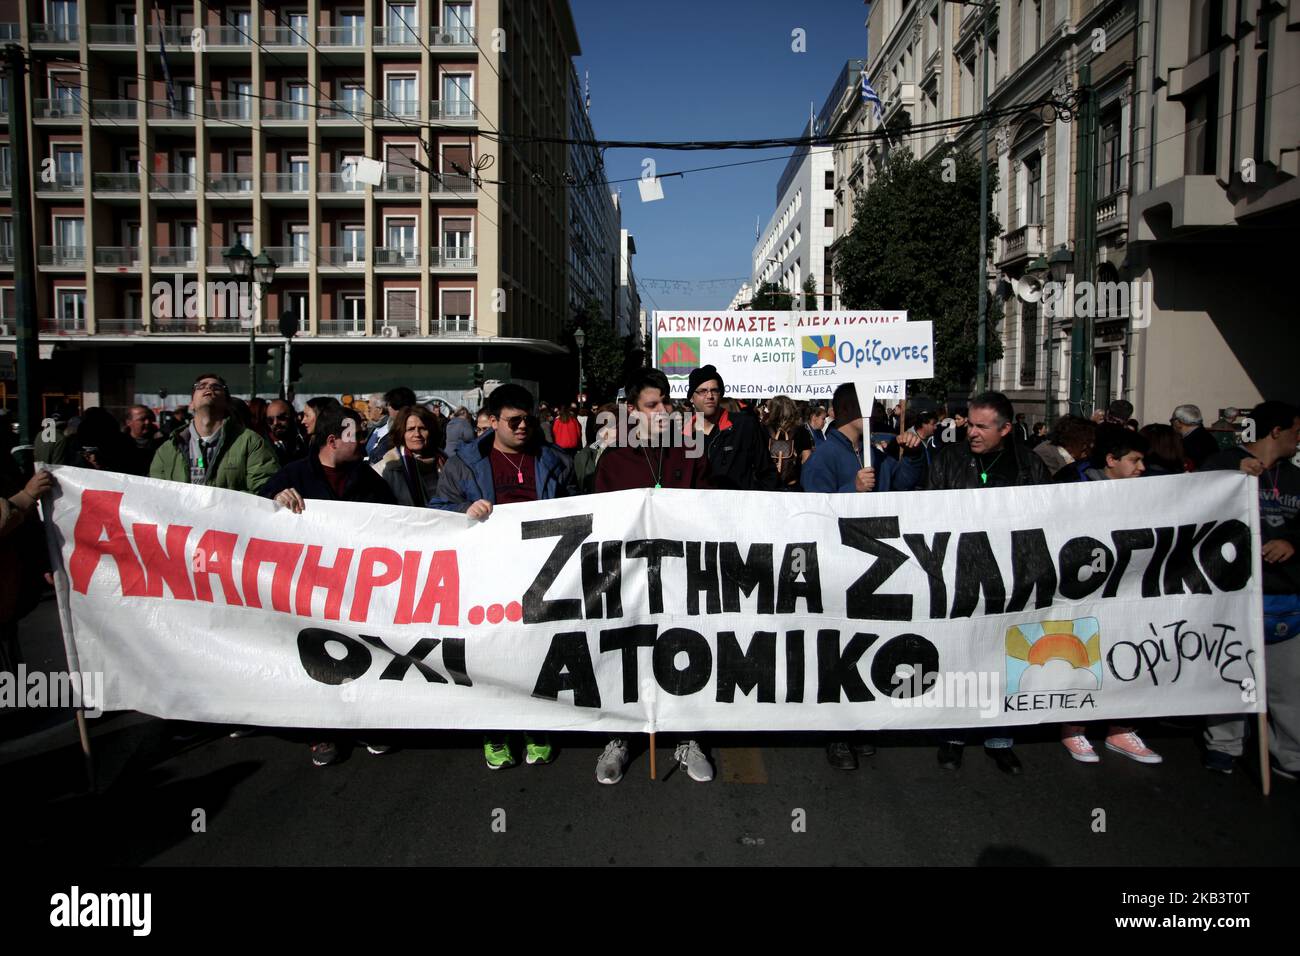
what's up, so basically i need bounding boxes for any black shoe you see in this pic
[854,741,877,757]
[311,741,339,767]
[826,741,858,771]
[937,741,963,770]
[1202,750,1236,774]
[987,747,1023,775]
[1270,759,1299,782]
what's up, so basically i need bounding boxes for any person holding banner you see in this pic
[431,383,575,770]
[1201,400,1300,780]
[928,392,1050,775]
[260,406,397,766]
[685,365,780,491]
[594,369,715,784]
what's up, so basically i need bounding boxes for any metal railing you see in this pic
[92,172,141,192]
[205,100,254,121]
[97,317,146,334]
[378,318,419,335]
[430,173,476,195]
[378,172,419,192]
[263,100,312,121]
[149,99,196,121]
[376,99,420,119]
[208,26,252,46]
[318,318,368,336]
[429,319,475,336]
[319,246,368,267]
[38,171,84,191]
[375,26,421,46]
[430,246,477,268]
[152,247,200,267]
[92,100,139,120]
[318,172,366,193]
[147,25,194,46]
[34,98,83,119]
[318,25,367,46]
[264,26,311,46]
[95,247,143,267]
[41,316,87,334]
[29,23,80,43]
[206,317,255,333]
[318,101,366,122]
[374,247,421,267]
[38,245,86,266]
[264,172,311,193]
[149,316,203,333]
[434,26,475,45]
[149,172,197,192]
[260,246,313,267]
[207,173,253,193]
[431,100,477,120]
[88,24,136,44]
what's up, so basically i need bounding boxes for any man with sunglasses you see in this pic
[686,365,780,491]
[430,382,576,771]
[265,398,307,466]
[149,374,279,494]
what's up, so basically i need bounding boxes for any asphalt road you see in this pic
[4,597,1298,867]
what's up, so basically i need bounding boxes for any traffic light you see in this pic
[266,346,283,372]
[289,352,304,384]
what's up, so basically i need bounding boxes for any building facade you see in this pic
[0,0,593,416]
[565,61,618,331]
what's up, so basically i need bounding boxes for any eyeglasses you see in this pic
[693,387,721,397]
[500,414,528,430]
[192,381,227,393]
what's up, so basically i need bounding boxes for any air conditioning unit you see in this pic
[380,324,399,338]
[439,32,453,43]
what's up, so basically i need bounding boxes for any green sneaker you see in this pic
[484,738,515,770]
[525,734,553,765]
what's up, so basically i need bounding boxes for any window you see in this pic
[387,74,417,117]
[824,170,834,189]
[386,218,418,263]
[123,222,141,261]
[386,3,417,43]
[50,73,81,111]
[288,154,309,192]
[385,288,418,331]
[230,81,253,120]
[340,153,365,192]
[54,216,84,252]
[1020,301,1038,386]
[286,11,309,44]
[49,0,78,42]
[284,291,309,329]
[443,2,473,43]
[340,293,365,334]
[1190,0,1225,58]
[824,208,833,228]
[232,150,253,191]
[440,289,471,333]
[442,74,473,117]
[1184,84,1218,176]
[53,146,83,188]
[0,217,12,259]
[442,217,471,258]
[178,222,197,263]
[232,223,252,254]
[340,83,365,116]
[1024,153,1042,225]
[287,83,309,120]
[56,289,87,331]
[288,225,310,265]
[0,145,8,189]
[340,11,366,46]
[341,224,365,264]
[1098,112,1122,197]
[385,143,418,190]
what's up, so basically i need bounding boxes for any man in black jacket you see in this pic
[686,365,780,491]
[1171,404,1221,469]
[260,405,397,767]
[927,391,1050,775]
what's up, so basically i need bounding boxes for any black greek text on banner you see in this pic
[44,467,1266,733]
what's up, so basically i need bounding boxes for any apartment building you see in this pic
[614,223,639,339]
[0,0,594,414]
[564,62,618,332]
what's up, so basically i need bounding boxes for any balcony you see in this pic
[208,26,252,47]
[320,246,367,267]
[264,173,312,194]
[1095,189,1129,234]
[206,99,254,122]
[430,173,476,195]
[882,81,918,123]
[88,24,136,44]
[377,318,419,337]
[207,173,253,194]
[92,100,139,121]
[95,246,143,268]
[434,27,475,46]
[29,23,80,44]
[375,27,421,46]
[430,100,477,121]
[377,172,419,193]
[152,247,200,267]
[258,246,312,269]
[148,99,196,121]
[97,317,146,334]
[430,247,477,269]
[206,317,256,333]
[429,319,475,337]
[376,100,420,120]
[38,246,86,267]
[998,223,1046,267]
[319,25,367,47]
[149,315,203,334]
[318,172,366,195]
[146,26,194,47]
[93,172,142,193]
[374,247,421,267]
[34,98,83,120]
[149,173,197,193]
[317,101,366,123]
[41,316,87,335]
[37,171,84,192]
[263,101,312,122]
[264,26,312,47]
[319,318,368,336]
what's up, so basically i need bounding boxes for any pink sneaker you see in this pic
[1105,732,1162,764]
[1061,733,1100,763]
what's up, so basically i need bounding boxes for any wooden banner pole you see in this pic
[649,732,657,779]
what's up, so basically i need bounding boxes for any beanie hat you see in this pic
[687,365,724,398]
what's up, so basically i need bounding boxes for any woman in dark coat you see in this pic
[376,405,443,507]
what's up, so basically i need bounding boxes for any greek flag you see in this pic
[861,72,883,123]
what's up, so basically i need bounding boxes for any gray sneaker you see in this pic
[596,738,628,785]
[674,740,714,782]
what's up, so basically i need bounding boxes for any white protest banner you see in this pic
[45,467,1264,734]
[652,310,931,399]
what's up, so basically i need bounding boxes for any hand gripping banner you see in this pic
[44,466,1265,733]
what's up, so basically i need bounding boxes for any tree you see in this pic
[751,280,793,311]
[801,275,819,311]
[833,147,1002,401]
[565,299,635,402]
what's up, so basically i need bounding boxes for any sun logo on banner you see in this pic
[1005,618,1102,694]
[658,337,701,379]
[802,335,836,369]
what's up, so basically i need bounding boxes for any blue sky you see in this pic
[570,0,870,313]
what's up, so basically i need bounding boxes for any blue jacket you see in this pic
[428,432,576,511]
[799,428,921,493]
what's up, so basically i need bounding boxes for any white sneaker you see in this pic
[596,738,628,785]
[674,740,714,782]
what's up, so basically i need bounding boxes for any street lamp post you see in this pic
[225,242,278,400]
[574,327,586,400]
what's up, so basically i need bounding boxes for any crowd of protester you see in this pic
[5,370,1297,790]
